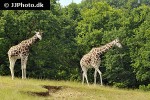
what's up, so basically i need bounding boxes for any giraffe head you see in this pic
[35,31,43,40]
[114,38,122,48]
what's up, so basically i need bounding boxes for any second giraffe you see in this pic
[80,38,122,85]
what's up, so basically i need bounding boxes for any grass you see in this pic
[0,76,150,100]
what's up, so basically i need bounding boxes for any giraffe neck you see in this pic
[97,40,116,54]
[23,34,39,47]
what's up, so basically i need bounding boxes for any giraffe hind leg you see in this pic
[21,67,24,79]
[94,69,97,84]
[82,71,84,84]
[84,71,89,85]
[81,66,89,85]
[82,70,89,85]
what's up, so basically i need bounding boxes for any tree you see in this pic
[130,5,150,85]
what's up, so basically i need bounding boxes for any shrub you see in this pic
[113,82,127,88]
[139,84,150,91]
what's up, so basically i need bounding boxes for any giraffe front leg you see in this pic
[95,68,103,86]
[24,68,26,79]
[22,69,26,79]
[21,60,24,79]
[21,56,28,79]
[21,68,24,79]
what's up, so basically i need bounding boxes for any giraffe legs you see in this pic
[95,68,103,86]
[82,72,84,84]
[82,71,89,85]
[81,67,89,85]
[8,56,17,80]
[21,56,28,79]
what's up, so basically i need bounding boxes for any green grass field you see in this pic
[0,76,150,100]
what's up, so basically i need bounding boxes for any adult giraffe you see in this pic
[80,38,122,85]
[8,31,43,80]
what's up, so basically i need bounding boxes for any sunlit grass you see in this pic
[0,76,150,100]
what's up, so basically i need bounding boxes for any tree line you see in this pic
[0,0,150,90]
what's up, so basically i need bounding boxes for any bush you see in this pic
[139,84,150,91]
[113,82,127,88]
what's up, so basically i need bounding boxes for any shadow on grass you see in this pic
[27,85,63,97]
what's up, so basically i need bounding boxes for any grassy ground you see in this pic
[0,76,150,100]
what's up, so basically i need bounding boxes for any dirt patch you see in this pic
[28,85,63,97]
[43,85,62,93]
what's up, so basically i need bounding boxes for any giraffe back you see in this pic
[8,41,30,57]
[80,48,101,68]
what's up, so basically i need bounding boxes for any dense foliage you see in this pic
[0,0,150,89]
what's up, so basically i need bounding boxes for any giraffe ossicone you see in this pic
[80,38,122,85]
[8,31,43,80]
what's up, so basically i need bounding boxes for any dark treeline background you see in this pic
[0,0,150,90]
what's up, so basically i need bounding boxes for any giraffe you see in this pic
[80,38,122,85]
[8,31,43,80]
